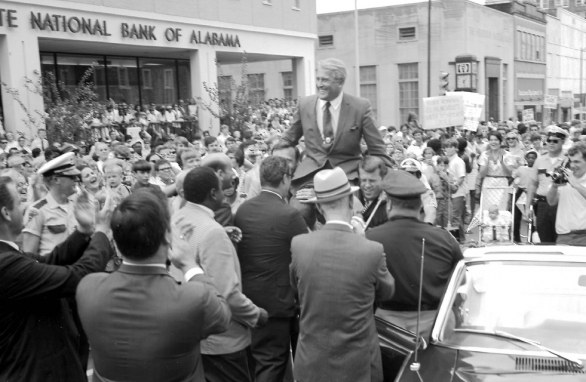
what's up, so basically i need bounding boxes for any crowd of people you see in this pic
[2,56,586,382]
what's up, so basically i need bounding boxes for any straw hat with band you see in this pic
[301,167,359,204]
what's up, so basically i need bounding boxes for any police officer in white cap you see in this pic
[23,152,81,256]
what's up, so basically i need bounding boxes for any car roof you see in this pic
[463,244,586,259]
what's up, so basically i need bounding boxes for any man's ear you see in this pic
[1,206,11,222]
[209,187,219,202]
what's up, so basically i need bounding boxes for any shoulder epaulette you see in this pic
[31,198,48,210]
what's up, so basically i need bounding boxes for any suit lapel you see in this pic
[329,94,351,154]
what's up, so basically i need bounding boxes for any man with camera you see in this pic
[547,142,586,246]
[526,126,569,244]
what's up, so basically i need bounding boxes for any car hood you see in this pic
[452,349,586,382]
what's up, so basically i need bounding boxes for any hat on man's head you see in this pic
[547,125,569,140]
[381,170,427,200]
[400,158,422,173]
[302,167,359,204]
[37,152,80,177]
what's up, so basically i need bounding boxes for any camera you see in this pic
[550,165,569,185]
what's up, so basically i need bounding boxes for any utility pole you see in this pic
[354,0,360,96]
[427,0,431,97]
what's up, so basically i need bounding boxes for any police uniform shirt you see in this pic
[529,154,566,197]
[22,193,76,256]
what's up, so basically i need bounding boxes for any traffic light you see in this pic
[439,71,449,95]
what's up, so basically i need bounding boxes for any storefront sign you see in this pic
[517,78,544,102]
[0,9,242,47]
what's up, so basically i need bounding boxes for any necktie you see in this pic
[323,101,334,144]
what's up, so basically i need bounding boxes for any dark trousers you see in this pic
[249,317,296,382]
[535,199,558,244]
[202,349,252,382]
[513,188,524,243]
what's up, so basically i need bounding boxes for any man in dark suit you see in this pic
[366,170,463,336]
[76,189,232,382]
[234,156,307,382]
[289,167,395,382]
[0,176,113,381]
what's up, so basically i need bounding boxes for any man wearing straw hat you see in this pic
[289,167,395,382]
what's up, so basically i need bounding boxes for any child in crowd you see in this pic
[434,156,455,229]
[481,204,511,243]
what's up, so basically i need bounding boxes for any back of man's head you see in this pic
[260,156,289,188]
[183,166,219,205]
[111,189,169,261]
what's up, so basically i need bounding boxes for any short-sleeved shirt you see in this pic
[448,154,467,198]
[556,173,586,234]
[528,153,566,196]
[23,193,76,256]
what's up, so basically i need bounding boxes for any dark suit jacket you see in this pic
[366,216,463,311]
[282,93,392,181]
[76,264,231,382]
[289,223,395,382]
[0,231,112,382]
[234,191,307,317]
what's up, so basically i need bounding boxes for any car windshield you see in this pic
[439,260,586,354]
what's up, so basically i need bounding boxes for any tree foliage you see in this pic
[1,67,103,143]
[199,54,260,132]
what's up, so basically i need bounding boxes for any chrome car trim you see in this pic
[433,342,586,359]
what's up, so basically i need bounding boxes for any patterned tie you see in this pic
[323,101,334,145]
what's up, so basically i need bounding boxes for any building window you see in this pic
[398,63,419,124]
[248,73,265,105]
[398,27,416,41]
[163,69,175,104]
[360,66,377,118]
[539,0,550,8]
[282,72,293,100]
[218,76,233,113]
[577,0,586,6]
[562,0,569,6]
[142,69,152,89]
[318,35,334,48]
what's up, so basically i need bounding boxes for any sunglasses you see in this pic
[547,139,560,144]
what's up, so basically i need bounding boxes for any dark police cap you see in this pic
[381,169,427,199]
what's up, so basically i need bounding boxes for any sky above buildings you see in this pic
[316,0,485,14]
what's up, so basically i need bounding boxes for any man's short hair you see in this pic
[318,58,347,85]
[443,138,459,149]
[271,142,300,163]
[0,176,15,215]
[132,159,152,173]
[359,156,388,178]
[154,159,171,172]
[260,156,290,188]
[204,136,218,148]
[226,147,244,167]
[568,142,586,160]
[111,189,169,261]
[183,166,219,204]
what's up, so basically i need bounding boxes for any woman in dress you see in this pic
[475,131,518,211]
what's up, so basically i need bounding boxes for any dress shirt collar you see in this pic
[185,201,215,219]
[122,260,166,269]
[318,91,343,111]
[261,189,283,200]
[0,239,20,251]
[325,219,354,230]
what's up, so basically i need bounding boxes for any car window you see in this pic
[440,261,586,354]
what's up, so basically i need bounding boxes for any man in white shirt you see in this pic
[547,142,586,246]
[444,138,467,243]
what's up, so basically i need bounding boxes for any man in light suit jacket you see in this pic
[172,167,268,382]
[76,189,232,382]
[234,156,307,382]
[290,167,395,382]
[281,58,392,185]
[280,58,392,226]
